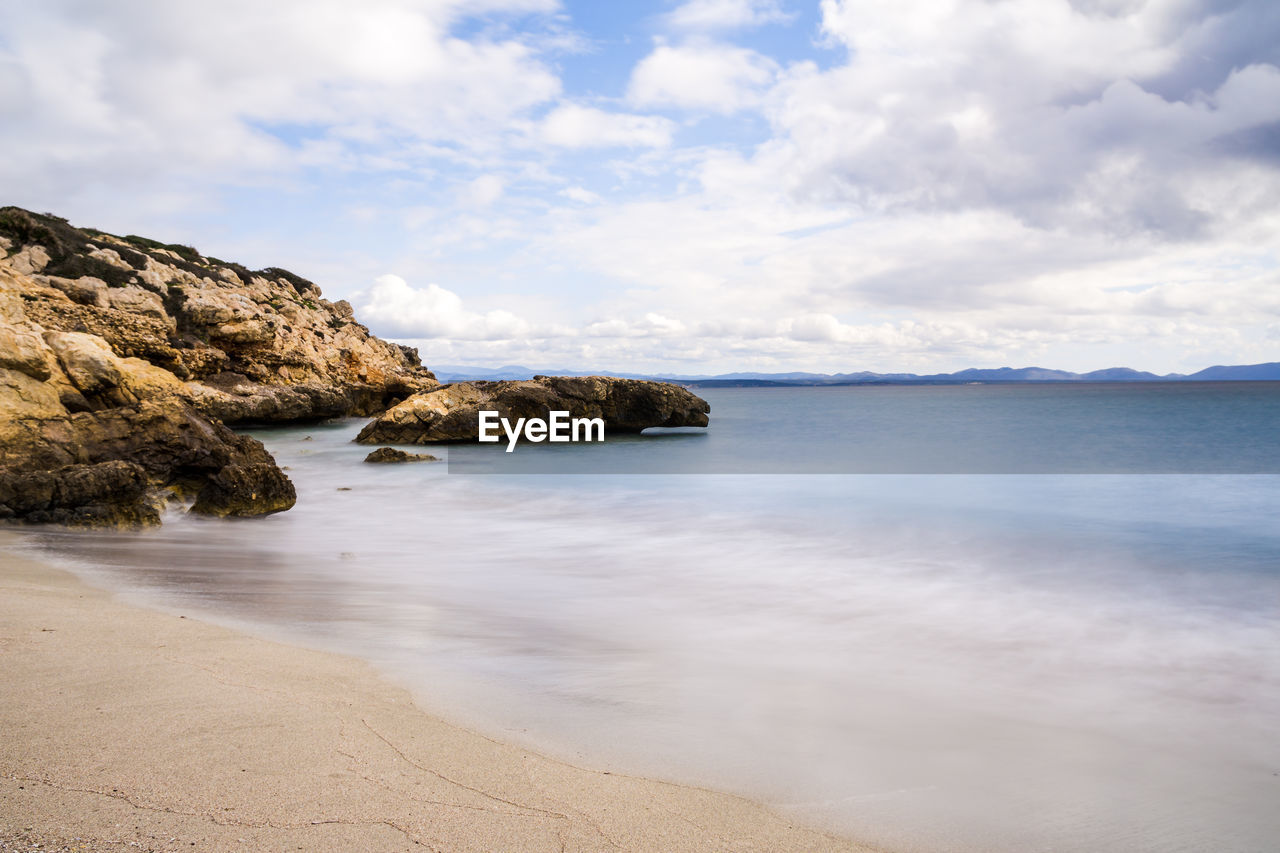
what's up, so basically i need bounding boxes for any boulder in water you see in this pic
[363,447,439,463]
[355,375,710,445]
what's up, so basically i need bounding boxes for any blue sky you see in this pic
[2,0,1279,374]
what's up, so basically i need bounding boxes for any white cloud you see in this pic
[516,135,1280,372]
[460,175,506,208]
[777,0,1280,237]
[357,275,532,341]
[0,0,562,210]
[539,104,675,148]
[560,185,603,204]
[5,0,1280,374]
[628,41,778,113]
[787,313,843,342]
[664,0,793,31]
[583,313,688,337]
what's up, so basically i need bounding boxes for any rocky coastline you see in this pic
[0,207,710,527]
[0,207,436,525]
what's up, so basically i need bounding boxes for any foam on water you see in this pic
[14,395,1280,853]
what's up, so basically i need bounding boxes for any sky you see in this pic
[2,0,1278,375]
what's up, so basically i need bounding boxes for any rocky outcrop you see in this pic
[363,447,439,463]
[0,399,296,525]
[0,206,435,526]
[0,285,298,526]
[0,461,155,527]
[355,375,710,445]
[0,207,437,425]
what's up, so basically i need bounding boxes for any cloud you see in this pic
[460,175,506,208]
[0,0,562,211]
[628,41,778,113]
[539,103,675,148]
[394,292,1280,375]
[664,0,793,31]
[357,275,532,340]
[770,0,1280,237]
[583,313,688,337]
[518,138,1280,372]
[786,313,843,342]
[352,269,1140,373]
[6,0,1280,374]
[560,185,603,204]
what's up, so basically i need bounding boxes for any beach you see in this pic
[0,541,873,853]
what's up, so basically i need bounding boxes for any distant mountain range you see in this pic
[429,362,1280,386]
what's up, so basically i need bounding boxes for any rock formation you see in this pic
[355,375,710,445]
[0,398,296,525]
[0,206,437,526]
[363,448,439,463]
[0,207,436,424]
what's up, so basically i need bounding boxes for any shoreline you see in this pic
[0,536,877,853]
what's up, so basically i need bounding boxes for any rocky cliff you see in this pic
[0,207,437,526]
[0,207,436,422]
[355,375,710,445]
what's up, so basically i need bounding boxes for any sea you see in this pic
[11,383,1280,852]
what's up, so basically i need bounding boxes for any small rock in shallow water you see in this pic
[363,447,439,464]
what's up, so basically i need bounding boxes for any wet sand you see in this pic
[0,541,877,853]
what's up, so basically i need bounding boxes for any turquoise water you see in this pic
[15,384,1280,852]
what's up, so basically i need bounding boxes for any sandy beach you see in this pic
[0,539,876,853]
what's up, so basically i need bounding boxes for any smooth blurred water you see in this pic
[13,385,1280,853]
